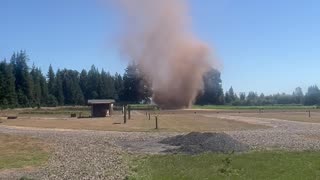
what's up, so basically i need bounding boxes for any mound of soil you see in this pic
[160,132,249,154]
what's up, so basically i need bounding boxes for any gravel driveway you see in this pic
[2,115,320,179]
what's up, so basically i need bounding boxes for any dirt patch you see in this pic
[0,111,265,132]
[160,132,249,154]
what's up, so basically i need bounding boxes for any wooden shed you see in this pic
[88,99,115,117]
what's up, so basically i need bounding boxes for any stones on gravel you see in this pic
[160,132,249,154]
[0,128,130,180]
[3,114,320,179]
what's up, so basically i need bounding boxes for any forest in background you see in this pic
[0,51,319,109]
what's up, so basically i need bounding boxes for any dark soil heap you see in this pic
[160,132,249,154]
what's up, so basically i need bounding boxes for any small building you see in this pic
[88,99,115,117]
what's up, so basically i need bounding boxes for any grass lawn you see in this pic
[236,112,320,123]
[193,105,317,110]
[128,151,320,180]
[0,133,49,170]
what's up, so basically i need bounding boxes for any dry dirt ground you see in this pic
[231,111,320,123]
[0,110,266,132]
[2,110,320,179]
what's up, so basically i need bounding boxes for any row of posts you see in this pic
[258,108,312,118]
[123,105,131,124]
[123,105,158,129]
[122,105,313,129]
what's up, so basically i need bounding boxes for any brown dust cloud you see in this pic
[109,0,217,109]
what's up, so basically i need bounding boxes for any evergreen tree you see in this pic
[247,92,258,105]
[60,69,84,105]
[122,62,144,103]
[11,51,33,107]
[30,65,42,106]
[304,85,320,105]
[87,65,100,99]
[0,61,7,107]
[47,64,55,95]
[293,87,304,104]
[79,69,88,100]
[99,69,115,99]
[225,92,231,104]
[114,73,124,101]
[196,68,224,105]
[239,93,246,101]
[40,73,49,105]
[54,69,65,105]
[228,87,236,102]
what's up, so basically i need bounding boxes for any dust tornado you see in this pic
[111,0,216,109]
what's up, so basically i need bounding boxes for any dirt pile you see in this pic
[160,132,249,154]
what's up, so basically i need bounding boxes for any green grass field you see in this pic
[128,151,320,180]
[193,105,317,110]
[0,134,49,170]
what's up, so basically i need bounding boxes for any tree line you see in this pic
[219,86,320,106]
[0,51,319,109]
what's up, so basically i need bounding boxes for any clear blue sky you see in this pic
[1,0,319,95]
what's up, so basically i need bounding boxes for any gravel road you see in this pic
[2,115,320,179]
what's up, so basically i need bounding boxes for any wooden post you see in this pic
[155,116,158,129]
[309,110,311,118]
[128,105,131,120]
[124,106,127,124]
[148,113,151,120]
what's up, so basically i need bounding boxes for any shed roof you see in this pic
[88,99,115,105]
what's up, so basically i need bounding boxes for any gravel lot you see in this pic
[0,126,175,180]
[2,114,320,179]
[217,115,320,150]
[160,132,249,154]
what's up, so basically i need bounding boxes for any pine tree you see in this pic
[114,73,124,101]
[228,87,236,102]
[54,69,64,105]
[0,61,6,108]
[79,69,88,101]
[59,69,84,105]
[5,63,18,107]
[304,85,320,105]
[196,68,224,105]
[47,64,55,96]
[30,65,42,106]
[225,92,231,104]
[293,87,304,104]
[11,51,33,107]
[122,62,143,103]
[99,69,115,99]
[87,65,100,99]
[40,73,49,106]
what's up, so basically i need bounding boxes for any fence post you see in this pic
[124,106,127,124]
[309,110,311,118]
[155,116,158,129]
[148,113,151,120]
[128,105,131,120]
